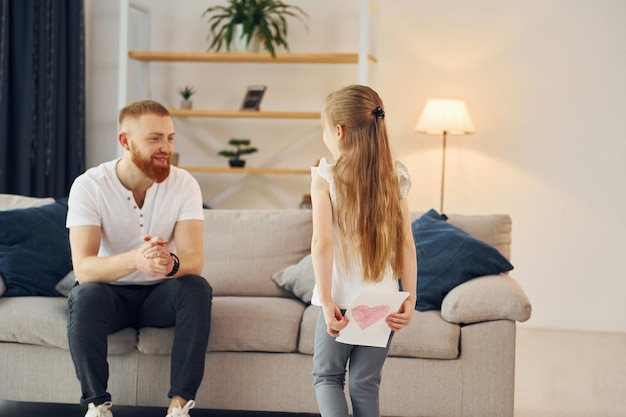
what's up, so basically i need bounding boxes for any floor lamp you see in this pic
[415,98,474,214]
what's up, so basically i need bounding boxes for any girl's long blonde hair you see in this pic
[323,85,405,283]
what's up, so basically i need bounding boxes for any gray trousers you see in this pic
[312,312,392,417]
[67,275,212,407]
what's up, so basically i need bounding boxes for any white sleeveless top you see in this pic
[310,158,411,308]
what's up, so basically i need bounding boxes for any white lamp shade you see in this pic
[415,98,475,135]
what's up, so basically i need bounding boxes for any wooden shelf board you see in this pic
[181,166,310,175]
[129,51,377,65]
[169,109,320,119]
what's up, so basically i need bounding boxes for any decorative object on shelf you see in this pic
[170,152,180,166]
[240,85,267,110]
[218,138,258,168]
[178,85,196,109]
[202,0,309,57]
[415,98,474,214]
[298,194,312,209]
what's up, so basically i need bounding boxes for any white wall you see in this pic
[377,0,626,334]
[86,0,626,333]
[84,0,122,168]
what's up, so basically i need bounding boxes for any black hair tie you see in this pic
[372,106,385,120]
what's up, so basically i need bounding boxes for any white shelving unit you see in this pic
[118,0,378,207]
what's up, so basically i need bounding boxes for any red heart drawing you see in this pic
[352,305,390,330]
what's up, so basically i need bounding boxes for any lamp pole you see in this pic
[415,98,474,214]
[440,131,447,214]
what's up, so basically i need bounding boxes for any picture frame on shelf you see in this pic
[240,85,267,110]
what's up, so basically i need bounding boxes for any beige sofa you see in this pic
[0,194,531,417]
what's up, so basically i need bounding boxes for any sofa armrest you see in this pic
[440,275,531,324]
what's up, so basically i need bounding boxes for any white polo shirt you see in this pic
[66,159,204,284]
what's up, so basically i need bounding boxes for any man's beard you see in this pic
[130,145,170,183]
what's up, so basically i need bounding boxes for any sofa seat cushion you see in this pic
[298,305,460,360]
[388,310,460,359]
[0,296,137,354]
[137,296,306,354]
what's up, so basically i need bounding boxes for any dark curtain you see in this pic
[0,0,85,198]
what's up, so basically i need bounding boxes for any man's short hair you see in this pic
[119,99,170,126]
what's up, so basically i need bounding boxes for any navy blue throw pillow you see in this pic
[0,198,71,296]
[412,209,514,311]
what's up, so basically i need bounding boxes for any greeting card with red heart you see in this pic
[336,290,409,347]
[352,305,390,330]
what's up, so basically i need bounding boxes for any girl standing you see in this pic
[310,85,417,417]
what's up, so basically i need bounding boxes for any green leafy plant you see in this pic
[218,138,258,161]
[178,86,196,100]
[202,0,309,57]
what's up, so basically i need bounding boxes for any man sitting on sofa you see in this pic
[66,99,212,417]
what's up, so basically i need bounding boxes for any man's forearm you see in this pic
[73,251,137,284]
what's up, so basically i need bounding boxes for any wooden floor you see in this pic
[0,401,319,417]
[514,326,626,417]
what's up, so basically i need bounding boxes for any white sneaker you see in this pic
[166,399,196,417]
[85,401,113,417]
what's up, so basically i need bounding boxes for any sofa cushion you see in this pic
[0,194,54,210]
[0,297,137,354]
[444,213,513,260]
[412,209,514,311]
[297,304,320,354]
[0,194,60,297]
[55,271,76,297]
[271,253,315,304]
[137,296,306,354]
[0,199,72,297]
[441,275,532,324]
[410,211,513,259]
[297,305,460,360]
[389,310,460,359]
[202,210,312,297]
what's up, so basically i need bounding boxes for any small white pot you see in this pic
[232,23,261,52]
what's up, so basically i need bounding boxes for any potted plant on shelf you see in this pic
[218,138,258,168]
[202,0,308,57]
[178,86,196,109]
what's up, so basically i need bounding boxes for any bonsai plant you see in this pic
[218,138,258,168]
[202,0,308,57]
[178,86,196,109]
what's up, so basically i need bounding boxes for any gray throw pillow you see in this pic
[55,270,76,297]
[271,254,315,304]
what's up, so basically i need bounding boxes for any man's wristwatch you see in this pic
[166,253,180,277]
